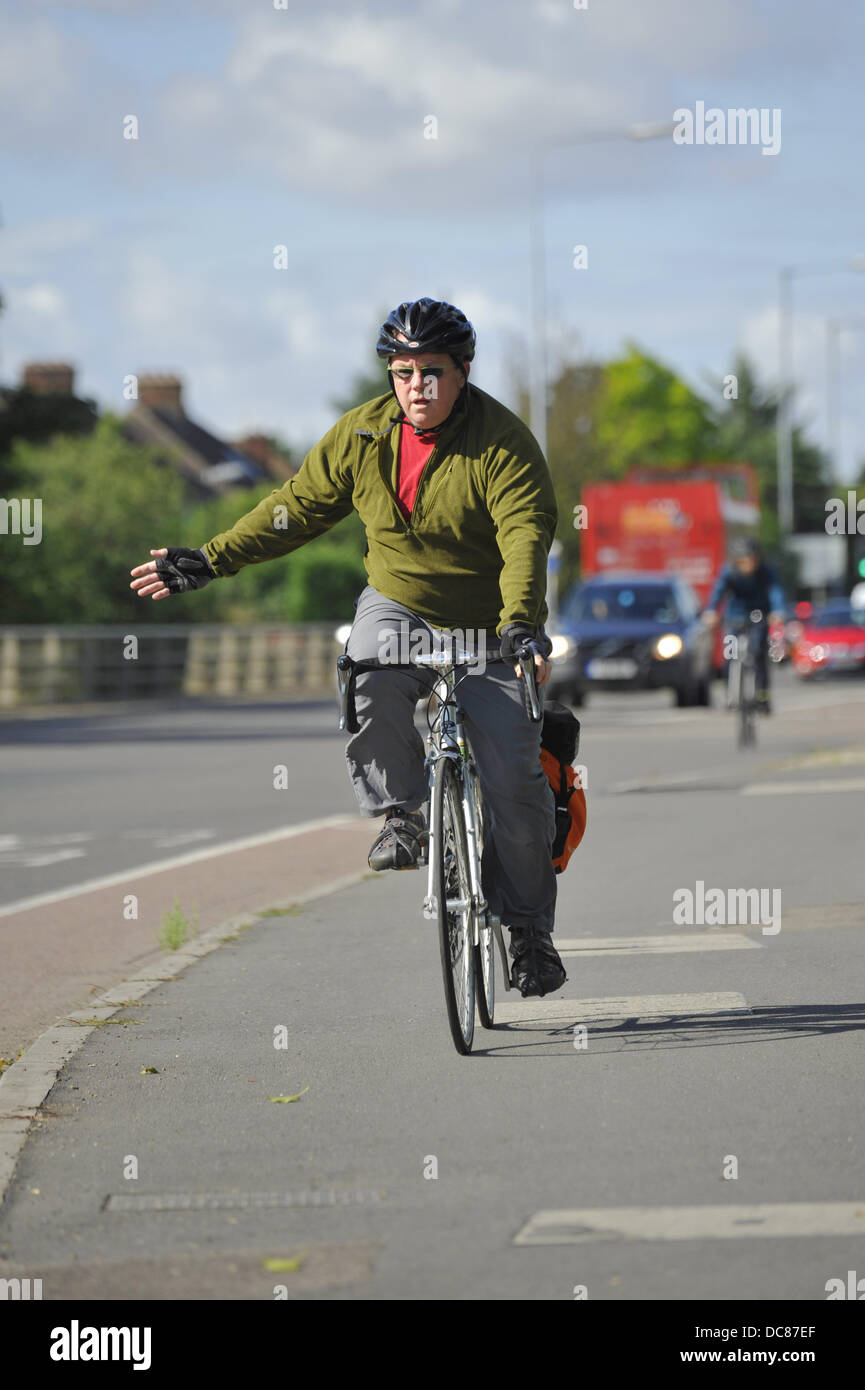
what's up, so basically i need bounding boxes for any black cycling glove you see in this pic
[499,622,552,666]
[155,547,216,594]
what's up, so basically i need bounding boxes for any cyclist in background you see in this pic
[130,298,567,998]
[702,537,785,713]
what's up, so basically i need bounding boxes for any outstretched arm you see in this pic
[202,426,355,576]
[130,426,355,600]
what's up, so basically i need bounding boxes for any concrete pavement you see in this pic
[1,669,864,1299]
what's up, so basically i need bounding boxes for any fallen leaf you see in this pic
[262,1254,307,1273]
[268,1087,310,1104]
[140,1066,158,1074]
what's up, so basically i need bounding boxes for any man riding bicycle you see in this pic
[130,298,567,998]
[702,537,785,713]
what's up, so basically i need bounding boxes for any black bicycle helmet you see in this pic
[376,298,476,365]
[731,536,762,560]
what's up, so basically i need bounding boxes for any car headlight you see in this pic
[549,633,577,660]
[810,644,826,662]
[654,633,683,660]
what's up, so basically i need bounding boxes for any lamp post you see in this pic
[825,316,865,485]
[529,122,674,459]
[776,255,865,534]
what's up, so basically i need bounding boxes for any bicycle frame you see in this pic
[726,610,764,747]
[416,653,513,992]
[336,636,543,1001]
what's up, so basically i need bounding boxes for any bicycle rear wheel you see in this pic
[432,758,475,1054]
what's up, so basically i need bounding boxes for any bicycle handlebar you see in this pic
[337,651,498,733]
[336,647,543,732]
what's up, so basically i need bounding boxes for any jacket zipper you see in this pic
[358,414,459,536]
[407,441,441,533]
[356,423,410,533]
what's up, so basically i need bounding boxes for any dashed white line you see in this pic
[742,778,865,796]
[555,933,760,956]
[513,1202,865,1244]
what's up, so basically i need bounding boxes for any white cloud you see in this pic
[15,284,67,316]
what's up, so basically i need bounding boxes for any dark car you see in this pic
[546,573,714,707]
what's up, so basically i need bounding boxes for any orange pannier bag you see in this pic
[539,701,587,874]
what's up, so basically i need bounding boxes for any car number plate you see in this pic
[587,659,638,679]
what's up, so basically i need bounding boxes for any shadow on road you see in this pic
[475,1002,865,1057]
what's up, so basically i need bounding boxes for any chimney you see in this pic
[137,374,184,414]
[234,433,271,466]
[21,362,76,396]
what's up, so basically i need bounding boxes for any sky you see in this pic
[3,0,865,482]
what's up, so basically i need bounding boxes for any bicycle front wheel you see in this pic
[466,767,495,1029]
[432,757,475,1054]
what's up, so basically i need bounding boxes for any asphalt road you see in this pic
[1,667,864,1300]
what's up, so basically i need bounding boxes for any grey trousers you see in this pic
[344,584,558,933]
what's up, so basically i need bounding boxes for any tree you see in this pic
[593,343,715,476]
[511,344,715,592]
[707,353,834,543]
[0,386,99,491]
[1,416,186,623]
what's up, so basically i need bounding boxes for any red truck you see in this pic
[580,463,760,607]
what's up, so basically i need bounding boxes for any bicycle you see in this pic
[725,608,766,748]
[337,637,542,1055]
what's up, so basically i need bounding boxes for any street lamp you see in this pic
[777,256,865,534]
[529,122,674,458]
[825,316,865,484]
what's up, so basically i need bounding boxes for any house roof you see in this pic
[123,404,270,497]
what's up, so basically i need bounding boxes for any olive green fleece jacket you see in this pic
[202,383,558,635]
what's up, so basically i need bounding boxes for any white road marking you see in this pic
[152,830,216,849]
[555,933,760,956]
[513,1202,865,1245]
[5,849,87,869]
[0,815,360,919]
[742,778,865,795]
[496,991,749,1026]
[607,769,735,794]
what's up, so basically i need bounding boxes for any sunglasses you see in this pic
[388,365,449,381]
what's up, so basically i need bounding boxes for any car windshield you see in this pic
[811,603,865,629]
[563,583,681,624]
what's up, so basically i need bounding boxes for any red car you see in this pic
[792,600,865,678]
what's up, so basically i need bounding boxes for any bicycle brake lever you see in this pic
[514,642,543,723]
[336,653,359,733]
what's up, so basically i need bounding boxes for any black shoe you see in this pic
[367,809,427,872]
[756,692,772,715]
[508,926,567,998]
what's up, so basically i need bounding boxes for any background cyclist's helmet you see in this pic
[731,536,762,560]
[376,298,476,367]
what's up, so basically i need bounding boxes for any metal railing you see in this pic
[0,625,341,707]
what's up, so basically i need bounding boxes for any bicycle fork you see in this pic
[422,755,512,990]
[460,766,512,991]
